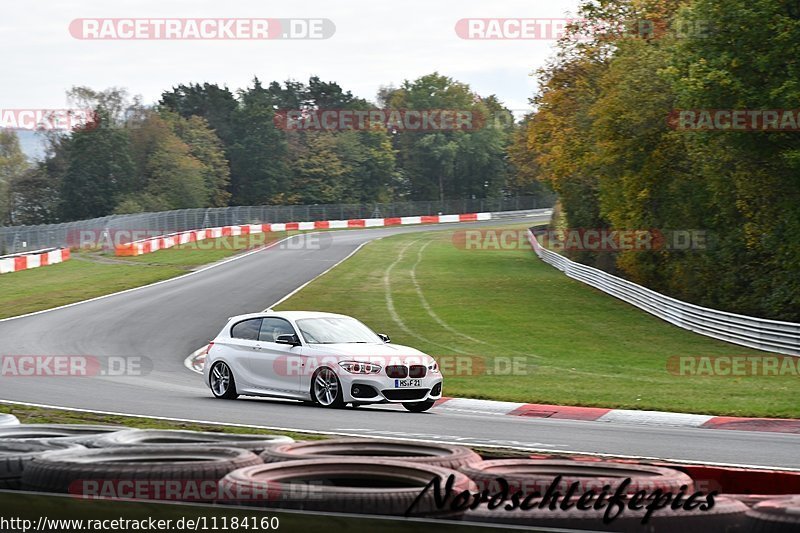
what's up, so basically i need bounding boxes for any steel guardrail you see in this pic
[527,229,800,356]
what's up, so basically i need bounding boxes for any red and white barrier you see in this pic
[115,212,491,257]
[0,248,71,274]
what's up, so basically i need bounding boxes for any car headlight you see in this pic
[428,361,440,374]
[338,361,382,374]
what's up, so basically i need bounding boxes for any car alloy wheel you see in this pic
[210,362,238,399]
[313,367,343,407]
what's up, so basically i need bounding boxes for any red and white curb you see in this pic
[116,212,492,256]
[184,350,799,435]
[0,247,70,275]
[435,398,800,434]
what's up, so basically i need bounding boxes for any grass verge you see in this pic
[0,232,292,319]
[276,223,798,418]
[0,403,323,441]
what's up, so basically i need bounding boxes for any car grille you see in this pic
[382,389,430,401]
[385,365,408,378]
[409,365,427,378]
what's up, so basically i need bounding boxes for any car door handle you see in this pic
[253,344,264,351]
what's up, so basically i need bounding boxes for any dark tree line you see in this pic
[1,74,543,227]
[511,0,800,321]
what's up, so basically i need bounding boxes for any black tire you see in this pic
[463,495,747,532]
[0,424,126,446]
[22,446,262,501]
[219,458,475,516]
[745,495,800,533]
[459,459,694,495]
[0,440,84,489]
[87,429,293,453]
[727,494,791,508]
[310,367,344,408]
[260,438,481,470]
[210,361,238,399]
[403,400,435,413]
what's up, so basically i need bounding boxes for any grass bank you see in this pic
[277,223,796,418]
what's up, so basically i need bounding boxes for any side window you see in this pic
[230,318,262,340]
[259,318,297,342]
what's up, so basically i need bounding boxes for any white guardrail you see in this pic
[527,229,800,356]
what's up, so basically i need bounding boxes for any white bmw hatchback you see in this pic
[203,311,443,412]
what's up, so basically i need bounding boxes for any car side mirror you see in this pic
[276,334,301,346]
[378,333,390,343]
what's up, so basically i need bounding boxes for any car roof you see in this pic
[227,310,352,322]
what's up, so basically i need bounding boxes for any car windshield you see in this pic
[296,317,381,344]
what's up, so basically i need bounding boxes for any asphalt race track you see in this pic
[1,216,798,470]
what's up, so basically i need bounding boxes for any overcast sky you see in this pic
[2,0,581,115]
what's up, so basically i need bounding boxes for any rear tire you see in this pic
[210,362,238,400]
[403,400,435,413]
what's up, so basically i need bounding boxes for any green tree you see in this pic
[8,166,60,225]
[228,78,289,204]
[665,0,800,318]
[123,111,214,212]
[60,109,136,220]
[0,130,29,224]
[164,112,231,207]
[160,83,238,145]
[389,73,509,202]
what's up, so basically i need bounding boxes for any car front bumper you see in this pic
[341,374,443,403]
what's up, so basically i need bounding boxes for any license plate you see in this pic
[394,378,421,388]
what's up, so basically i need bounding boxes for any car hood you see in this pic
[304,342,433,364]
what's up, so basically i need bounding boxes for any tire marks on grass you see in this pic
[383,240,469,354]
[409,238,542,360]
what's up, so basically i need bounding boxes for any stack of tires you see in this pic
[1,425,481,518]
[1,424,798,531]
[457,458,747,532]
[229,438,481,516]
[1,426,292,504]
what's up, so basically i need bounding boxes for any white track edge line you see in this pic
[267,238,379,310]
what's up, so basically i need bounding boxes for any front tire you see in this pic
[311,367,344,408]
[402,400,435,413]
[210,362,238,400]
